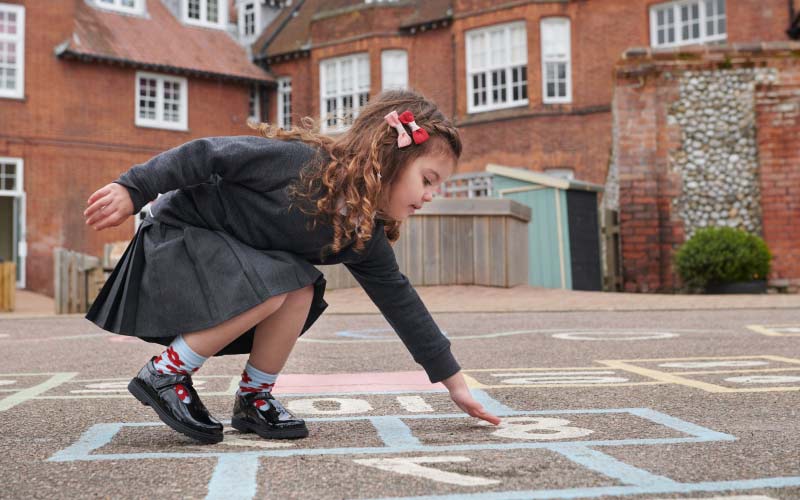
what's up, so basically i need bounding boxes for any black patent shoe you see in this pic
[231,391,309,439]
[128,357,223,444]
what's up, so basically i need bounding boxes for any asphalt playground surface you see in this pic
[1,306,799,499]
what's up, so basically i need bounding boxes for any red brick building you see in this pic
[1,0,798,296]
[0,0,272,295]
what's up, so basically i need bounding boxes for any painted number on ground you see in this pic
[354,456,500,486]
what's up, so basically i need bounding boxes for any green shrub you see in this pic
[674,226,772,291]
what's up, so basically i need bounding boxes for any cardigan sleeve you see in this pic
[113,136,311,215]
[344,230,461,384]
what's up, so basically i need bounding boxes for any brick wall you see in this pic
[0,1,261,296]
[613,44,800,292]
[756,70,800,290]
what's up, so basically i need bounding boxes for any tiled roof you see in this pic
[399,0,452,29]
[257,0,452,60]
[56,0,272,83]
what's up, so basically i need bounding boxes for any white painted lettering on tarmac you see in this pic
[490,371,629,385]
[552,331,679,341]
[0,380,16,386]
[354,456,500,486]
[396,395,433,412]
[287,397,373,415]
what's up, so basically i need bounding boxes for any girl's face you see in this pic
[379,152,456,221]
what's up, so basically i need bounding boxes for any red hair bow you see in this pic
[398,111,430,145]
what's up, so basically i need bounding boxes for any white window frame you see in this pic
[540,17,572,104]
[0,3,25,100]
[465,21,528,114]
[650,0,727,48]
[381,49,408,91]
[95,0,145,15]
[238,0,260,41]
[249,83,261,123]
[135,72,189,131]
[0,157,25,287]
[319,53,370,133]
[277,77,292,130]
[183,0,228,30]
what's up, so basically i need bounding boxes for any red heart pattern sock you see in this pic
[152,336,207,405]
[237,361,279,400]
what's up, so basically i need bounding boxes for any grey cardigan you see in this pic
[113,135,460,383]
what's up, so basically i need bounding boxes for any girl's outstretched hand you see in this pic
[84,183,134,231]
[441,371,501,425]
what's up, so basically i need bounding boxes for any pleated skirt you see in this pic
[85,217,328,355]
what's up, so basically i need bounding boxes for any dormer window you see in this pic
[239,1,260,40]
[96,0,145,15]
[183,0,227,30]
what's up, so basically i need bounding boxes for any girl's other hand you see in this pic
[84,183,134,231]
[441,371,502,425]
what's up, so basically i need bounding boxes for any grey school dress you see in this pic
[85,136,459,383]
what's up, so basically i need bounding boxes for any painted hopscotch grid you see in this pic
[45,389,800,500]
[599,356,800,393]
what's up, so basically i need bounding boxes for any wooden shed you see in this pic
[486,164,605,290]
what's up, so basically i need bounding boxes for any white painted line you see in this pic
[725,375,800,384]
[659,361,769,369]
[553,331,679,341]
[0,372,78,412]
[490,371,629,385]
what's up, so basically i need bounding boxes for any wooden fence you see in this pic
[602,208,623,292]
[57,198,531,312]
[54,249,104,314]
[319,198,531,289]
[0,262,15,312]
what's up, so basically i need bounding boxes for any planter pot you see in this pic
[704,280,767,294]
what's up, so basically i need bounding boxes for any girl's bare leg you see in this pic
[181,293,289,357]
[248,284,315,374]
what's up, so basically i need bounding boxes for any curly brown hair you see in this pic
[247,89,462,260]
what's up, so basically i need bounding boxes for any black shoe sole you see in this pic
[231,416,309,439]
[128,378,223,445]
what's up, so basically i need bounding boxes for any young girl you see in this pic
[84,89,501,444]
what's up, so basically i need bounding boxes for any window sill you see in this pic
[135,122,190,132]
[456,103,610,127]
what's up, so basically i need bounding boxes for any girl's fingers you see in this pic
[454,396,502,425]
[84,194,114,218]
[87,187,110,205]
